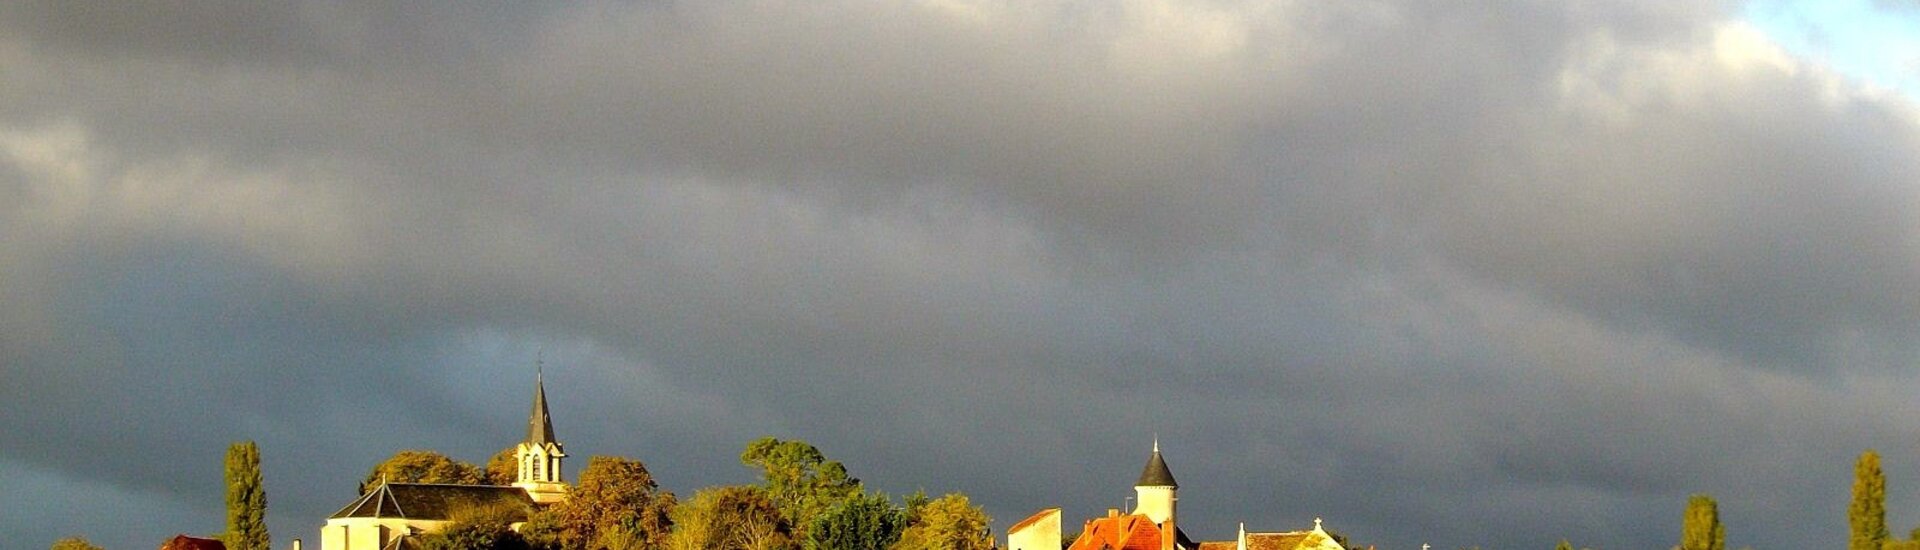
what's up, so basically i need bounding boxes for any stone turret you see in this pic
[1134,439,1178,550]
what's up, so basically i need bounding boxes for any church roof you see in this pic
[329,482,537,521]
[528,373,557,446]
[1196,522,1345,550]
[1136,445,1177,488]
[1245,533,1317,550]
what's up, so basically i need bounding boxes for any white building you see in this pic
[320,373,570,550]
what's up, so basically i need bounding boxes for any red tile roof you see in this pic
[159,535,225,550]
[1067,513,1168,550]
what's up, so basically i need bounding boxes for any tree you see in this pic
[417,523,530,550]
[1680,493,1723,550]
[807,491,906,550]
[360,449,486,494]
[1853,450,1888,550]
[537,455,676,550]
[225,440,270,550]
[1553,540,1572,550]
[891,493,992,550]
[1887,528,1920,550]
[50,537,104,550]
[741,437,862,542]
[487,445,520,486]
[667,485,793,550]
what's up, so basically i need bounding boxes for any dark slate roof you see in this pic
[528,373,557,446]
[330,483,537,521]
[1136,447,1178,488]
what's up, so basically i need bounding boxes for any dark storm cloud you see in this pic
[4,1,1920,549]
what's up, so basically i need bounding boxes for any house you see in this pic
[159,535,226,550]
[320,372,569,550]
[1008,442,1347,550]
[1194,520,1347,550]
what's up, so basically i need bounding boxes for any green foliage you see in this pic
[1854,450,1889,550]
[1680,493,1724,550]
[224,440,270,550]
[415,518,532,550]
[667,485,794,550]
[742,437,863,542]
[360,449,486,494]
[902,490,930,525]
[519,512,566,550]
[540,455,676,550]
[1887,527,1920,550]
[891,492,992,550]
[487,445,520,486]
[50,537,104,550]
[807,491,906,550]
[1553,540,1572,550]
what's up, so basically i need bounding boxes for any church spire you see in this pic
[515,359,569,504]
[528,364,557,446]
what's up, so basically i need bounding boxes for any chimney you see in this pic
[1162,516,1176,550]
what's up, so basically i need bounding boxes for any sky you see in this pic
[3,1,1920,549]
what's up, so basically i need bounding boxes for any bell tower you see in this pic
[1133,439,1178,525]
[514,366,569,504]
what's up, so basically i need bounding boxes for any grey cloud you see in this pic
[4,1,1920,549]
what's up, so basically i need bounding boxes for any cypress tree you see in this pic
[1852,450,1887,550]
[1681,493,1724,550]
[225,440,270,550]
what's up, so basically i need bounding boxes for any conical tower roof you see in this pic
[1135,441,1177,488]
[528,372,557,446]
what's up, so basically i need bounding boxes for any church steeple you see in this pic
[514,362,568,504]
[528,369,557,446]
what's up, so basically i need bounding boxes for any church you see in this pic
[319,373,571,550]
[1007,443,1350,550]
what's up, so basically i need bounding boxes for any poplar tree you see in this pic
[1852,450,1888,550]
[225,440,270,550]
[1680,493,1724,550]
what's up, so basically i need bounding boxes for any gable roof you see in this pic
[1246,533,1315,550]
[1010,508,1062,534]
[330,482,537,521]
[160,535,226,550]
[1068,513,1169,550]
[1195,529,1344,550]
